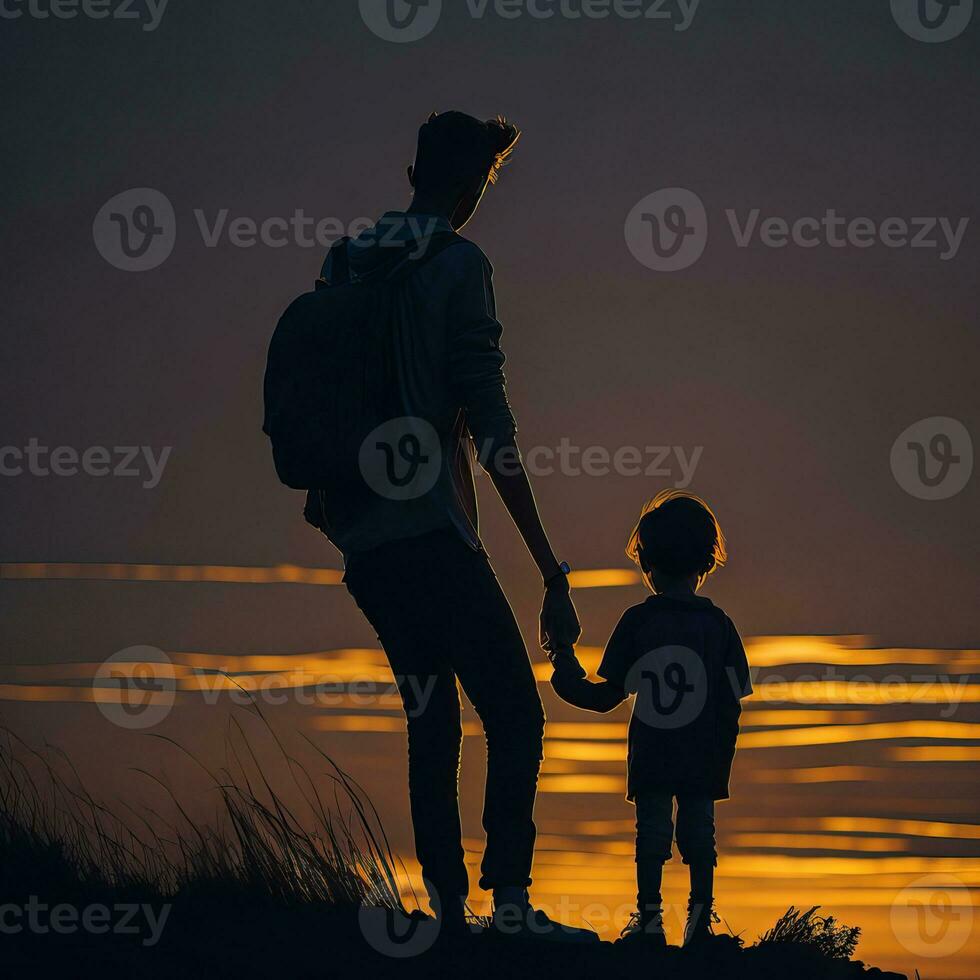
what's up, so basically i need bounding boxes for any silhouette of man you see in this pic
[307,112,583,935]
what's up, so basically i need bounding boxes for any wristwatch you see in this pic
[544,561,571,588]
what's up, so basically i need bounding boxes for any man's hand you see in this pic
[540,579,581,654]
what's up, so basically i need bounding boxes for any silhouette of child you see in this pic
[550,490,752,949]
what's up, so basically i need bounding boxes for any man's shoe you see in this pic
[682,898,719,949]
[617,910,667,949]
[492,893,598,944]
[434,896,484,943]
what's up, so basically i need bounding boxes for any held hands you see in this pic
[548,643,587,682]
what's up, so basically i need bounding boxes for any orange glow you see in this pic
[309,715,405,733]
[544,722,628,740]
[738,720,980,748]
[0,562,346,586]
[728,833,913,852]
[538,775,626,794]
[4,628,979,976]
[534,834,635,855]
[742,765,961,783]
[741,709,872,726]
[818,817,980,840]
[174,649,391,670]
[0,684,171,705]
[544,739,626,761]
[176,666,394,690]
[539,758,585,774]
[888,745,980,762]
[0,563,643,589]
[729,815,980,840]
[754,680,980,704]
[744,636,980,669]
[566,569,642,589]
[554,819,636,836]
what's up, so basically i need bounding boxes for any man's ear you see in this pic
[407,164,415,188]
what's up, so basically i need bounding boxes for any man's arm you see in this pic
[481,438,581,651]
[482,440,562,581]
[448,245,579,649]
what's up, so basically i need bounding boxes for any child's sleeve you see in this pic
[595,608,638,690]
[724,617,753,701]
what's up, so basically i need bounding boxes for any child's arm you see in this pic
[549,649,628,714]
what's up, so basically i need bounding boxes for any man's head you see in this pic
[626,490,728,592]
[407,111,521,230]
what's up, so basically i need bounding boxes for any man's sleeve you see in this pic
[597,609,638,690]
[447,245,518,446]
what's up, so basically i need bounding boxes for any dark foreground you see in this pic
[3,903,908,980]
[0,724,908,980]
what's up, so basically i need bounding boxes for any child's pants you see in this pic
[635,792,717,870]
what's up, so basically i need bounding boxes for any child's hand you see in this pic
[548,644,587,681]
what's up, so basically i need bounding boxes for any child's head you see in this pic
[625,490,727,592]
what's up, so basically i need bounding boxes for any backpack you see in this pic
[262,231,462,510]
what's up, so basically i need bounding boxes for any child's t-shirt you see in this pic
[598,593,752,802]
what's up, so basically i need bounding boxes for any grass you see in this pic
[0,713,404,912]
[0,714,906,979]
[758,906,861,961]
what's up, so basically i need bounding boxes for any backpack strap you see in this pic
[383,231,466,284]
[315,236,351,290]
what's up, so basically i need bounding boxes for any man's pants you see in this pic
[344,529,545,902]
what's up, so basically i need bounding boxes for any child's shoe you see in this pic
[682,898,719,949]
[618,908,667,949]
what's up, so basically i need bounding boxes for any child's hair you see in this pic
[625,490,727,588]
[411,111,520,193]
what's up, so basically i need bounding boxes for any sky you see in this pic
[1,1,978,975]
